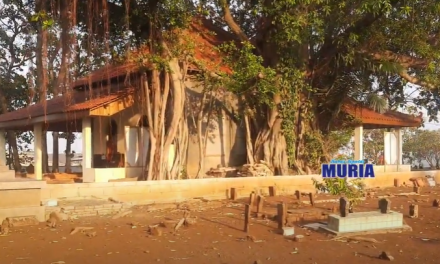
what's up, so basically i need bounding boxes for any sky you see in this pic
[45,133,82,154]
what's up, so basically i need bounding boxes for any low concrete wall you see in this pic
[83,167,143,183]
[41,170,440,204]
[373,164,411,173]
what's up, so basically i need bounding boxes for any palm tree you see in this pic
[365,93,388,113]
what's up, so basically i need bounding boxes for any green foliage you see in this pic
[312,178,366,208]
[30,11,54,30]
[403,129,440,169]
[333,154,353,161]
[365,94,389,113]
[363,129,385,164]
[220,41,315,167]
[220,41,278,107]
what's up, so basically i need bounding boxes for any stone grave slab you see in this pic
[321,210,411,235]
[0,178,46,222]
[0,166,15,180]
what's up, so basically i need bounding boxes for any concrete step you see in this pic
[0,170,15,180]
[0,165,12,172]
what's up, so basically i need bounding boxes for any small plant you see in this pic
[312,178,366,211]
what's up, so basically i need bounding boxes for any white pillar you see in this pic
[34,123,43,180]
[354,126,363,160]
[0,130,6,166]
[396,128,403,165]
[82,118,92,169]
[384,130,398,165]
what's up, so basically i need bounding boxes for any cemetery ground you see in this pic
[2,186,440,264]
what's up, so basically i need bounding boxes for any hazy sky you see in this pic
[45,133,82,154]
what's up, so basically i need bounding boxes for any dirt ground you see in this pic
[2,186,440,264]
[21,172,83,183]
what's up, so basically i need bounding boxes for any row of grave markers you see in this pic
[243,196,440,233]
[239,187,440,232]
[230,187,315,205]
[240,189,315,233]
[340,196,440,218]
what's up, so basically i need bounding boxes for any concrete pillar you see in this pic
[384,130,398,165]
[82,118,92,169]
[0,130,6,166]
[354,126,363,160]
[34,123,43,180]
[396,128,403,165]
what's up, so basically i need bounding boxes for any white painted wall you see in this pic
[384,132,398,165]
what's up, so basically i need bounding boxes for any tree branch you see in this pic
[398,70,436,89]
[218,0,250,42]
[368,50,428,69]
[313,0,402,68]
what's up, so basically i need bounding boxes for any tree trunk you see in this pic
[0,91,21,171]
[252,92,289,175]
[52,132,59,172]
[143,75,156,181]
[161,58,185,180]
[35,0,49,174]
[142,58,187,180]
[244,114,255,165]
[65,133,72,173]
[195,91,207,179]
[6,132,21,171]
[42,132,49,173]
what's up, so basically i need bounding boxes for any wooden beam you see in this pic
[89,94,135,116]
[0,111,89,130]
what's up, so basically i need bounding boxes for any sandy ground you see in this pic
[2,186,440,264]
[19,172,82,183]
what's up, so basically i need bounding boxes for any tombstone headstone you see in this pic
[409,204,418,218]
[413,186,421,194]
[379,198,390,214]
[244,204,251,232]
[339,197,349,217]
[295,190,301,201]
[427,178,436,187]
[308,193,315,207]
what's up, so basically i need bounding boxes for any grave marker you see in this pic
[409,204,418,218]
[244,204,251,232]
[339,197,349,217]
[413,186,420,194]
[308,193,315,207]
[277,203,287,229]
[295,190,302,202]
[379,198,390,214]
[269,186,277,197]
[249,192,256,208]
[230,188,237,200]
[256,195,264,216]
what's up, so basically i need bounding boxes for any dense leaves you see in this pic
[403,129,440,169]
[2,0,440,176]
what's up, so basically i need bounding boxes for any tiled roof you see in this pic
[342,100,423,128]
[0,88,133,123]
[70,63,139,89]
[184,18,236,73]
[70,18,236,89]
